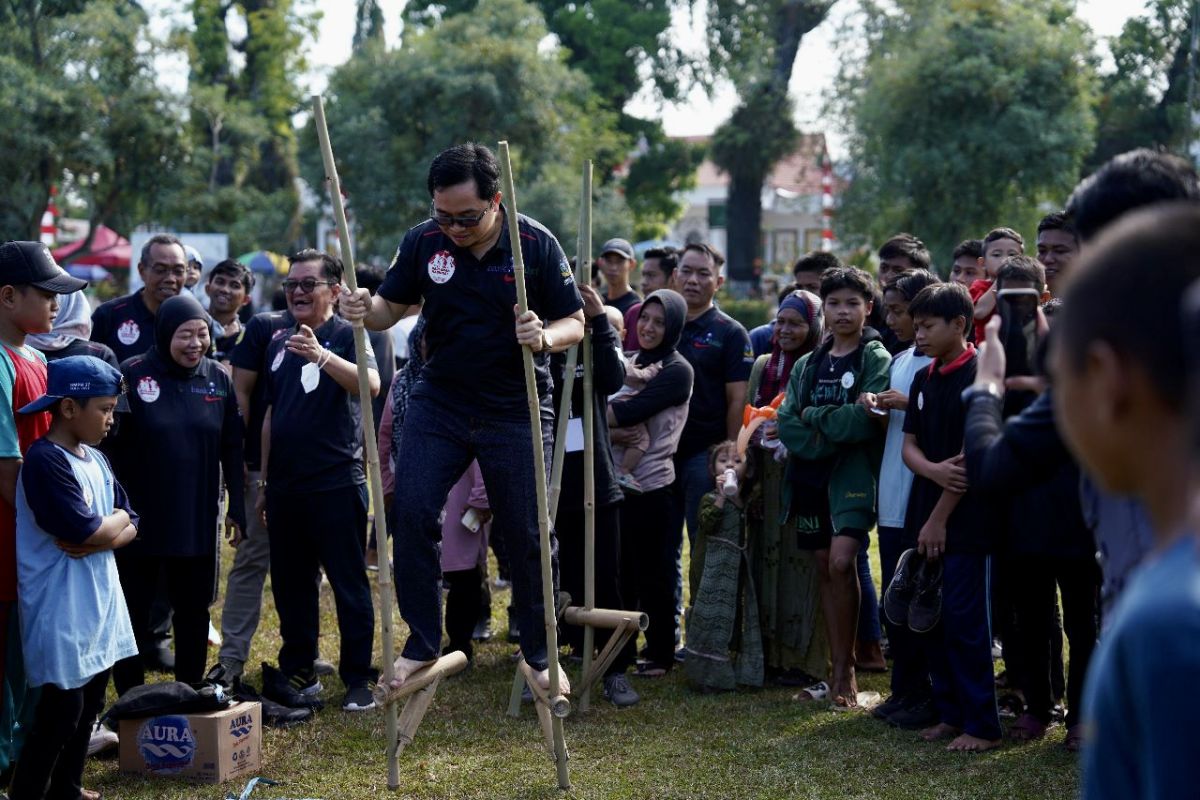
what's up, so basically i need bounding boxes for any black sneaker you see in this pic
[342,684,376,712]
[887,694,940,730]
[204,661,241,690]
[883,548,921,627]
[907,559,944,634]
[602,673,640,707]
[871,693,909,722]
[261,663,324,710]
[313,658,335,677]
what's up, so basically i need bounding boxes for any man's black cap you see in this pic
[0,241,88,293]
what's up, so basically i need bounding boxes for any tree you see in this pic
[300,0,633,259]
[704,0,836,293]
[1086,0,1196,172]
[834,0,1097,268]
[354,0,385,51]
[0,1,186,251]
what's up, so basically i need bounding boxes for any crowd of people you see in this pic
[0,142,1197,799]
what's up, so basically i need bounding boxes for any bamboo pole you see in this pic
[371,651,468,706]
[578,162,596,713]
[311,95,400,791]
[562,606,649,631]
[497,141,571,791]
[547,342,579,525]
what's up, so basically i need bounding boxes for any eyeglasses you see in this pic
[429,201,493,229]
[282,278,336,294]
[149,264,188,278]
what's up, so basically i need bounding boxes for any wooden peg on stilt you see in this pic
[498,140,571,791]
[369,652,469,759]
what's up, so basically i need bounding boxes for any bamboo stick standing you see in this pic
[577,162,596,712]
[311,95,401,791]
[497,141,571,791]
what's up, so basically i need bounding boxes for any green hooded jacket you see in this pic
[776,330,891,533]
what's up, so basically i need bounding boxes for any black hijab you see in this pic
[635,289,687,366]
[153,294,208,378]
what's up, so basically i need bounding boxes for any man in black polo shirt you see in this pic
[669,242,752,653]
[259,249,380,713]
[598,238,640,315]
[92,234,187,364]
[341,143,584,690]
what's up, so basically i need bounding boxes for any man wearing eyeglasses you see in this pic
[340,143,585,693]
[91,234,189,365]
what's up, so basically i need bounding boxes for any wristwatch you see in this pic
[540,328,554,353]
[961,382,1004,404]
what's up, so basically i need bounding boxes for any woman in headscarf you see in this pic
[745,289,829,687]
[105,294,245,694]
[607,289,694,677]
[26,291,119,367]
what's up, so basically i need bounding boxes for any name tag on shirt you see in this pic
[565,418,584,453]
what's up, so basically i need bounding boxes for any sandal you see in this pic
[1064,725,1084,752]
[792,681,829,702]
[830,691,881,712]
[1009,712,1048,741]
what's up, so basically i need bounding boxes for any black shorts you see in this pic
[793,489,869,551]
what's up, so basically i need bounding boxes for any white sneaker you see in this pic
[87,721,118,757]
[208,621,222,647]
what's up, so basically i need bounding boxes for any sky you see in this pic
[151,0,1150,157]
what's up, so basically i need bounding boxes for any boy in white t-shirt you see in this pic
[859,269,938,730]
[9,356,138,800]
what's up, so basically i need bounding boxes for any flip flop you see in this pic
[792,681,829,701]
[830,691,882,712]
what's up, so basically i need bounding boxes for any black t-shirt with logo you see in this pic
[91,290,157,364]
[377,208,583,417]
[605,290,641,316]
[229,310,293,472]
[675,306,754,460]
[903,351,994,554]
[262,315,376,494]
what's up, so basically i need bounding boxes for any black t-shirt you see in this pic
[262,315,376,494]
[229,310,293,471]
[212,325,244,364]
[675,306,753,460]
[91,290,157,364]
[107,350,245,557]
[605,290,641,315]
[903,351,994,554]
[377,209,583,416]
[808,350,858,408]
[44,339,120,369]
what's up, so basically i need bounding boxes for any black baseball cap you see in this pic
[600,238,635,260]
[0,241,88,293]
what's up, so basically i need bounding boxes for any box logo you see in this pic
[137,715,195,773]
[229,713,254,739]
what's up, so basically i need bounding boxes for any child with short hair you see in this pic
[777,266,892,709]
[9,355,138,800]
[900,282,1000,752]
[684,440,762,691]
[970,227,1025,341]
[860,268,939,729]
[949,240,984,288]
[992,255,1050,416]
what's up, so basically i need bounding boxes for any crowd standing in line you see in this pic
[0,145,1197,799]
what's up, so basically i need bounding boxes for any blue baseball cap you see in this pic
[19,355,128,414]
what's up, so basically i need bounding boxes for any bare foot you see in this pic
[534,664,571,695]
[920,723,961,741]
[388,656,436,689]
[81,790,101,800]
[855,639,888,672]
[947,733,1001,752]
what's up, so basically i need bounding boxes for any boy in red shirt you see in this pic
[969,227,1024,341]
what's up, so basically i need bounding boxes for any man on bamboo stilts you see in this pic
[340,144,584,692]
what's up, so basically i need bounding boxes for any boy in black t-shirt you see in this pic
[901,282,1001,752]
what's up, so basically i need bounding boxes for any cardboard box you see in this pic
[119,701,262,784]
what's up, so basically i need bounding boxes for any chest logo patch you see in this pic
[428,250,456,284]
[917,391,925,411]
[271,349,285,372]
[117,320,140,346]
[840,371,854,390]
[137,376,160,404]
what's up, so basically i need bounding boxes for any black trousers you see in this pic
[559,502,632,676]
[878,525,930,699]
[1011,555,1099,728]
[9,670,109,800]
[267,483,375,686]
[113,551,217,694]
[619,487,677,669]
[443,567,482,661]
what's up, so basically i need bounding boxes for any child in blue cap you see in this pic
[8,355,138,800]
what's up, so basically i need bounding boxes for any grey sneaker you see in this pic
[602,673,640,708]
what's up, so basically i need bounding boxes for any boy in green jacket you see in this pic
[777,266,891,709]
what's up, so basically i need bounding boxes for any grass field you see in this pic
[84,539,1082,800]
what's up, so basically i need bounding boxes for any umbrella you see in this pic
[53,225,131,268]
[236,251,289,275]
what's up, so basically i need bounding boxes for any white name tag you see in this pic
[565,417,584,453]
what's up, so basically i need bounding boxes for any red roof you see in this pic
[52,225,131,268]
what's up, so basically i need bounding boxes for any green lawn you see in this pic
[85,539,1081,799]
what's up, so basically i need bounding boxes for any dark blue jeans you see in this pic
[878,525,929,698]
[393,394,557,670]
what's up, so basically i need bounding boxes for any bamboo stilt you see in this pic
[312,95,400,791]
[578,162,596,713]
[371,651,468,707]
[497,141,571,791]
